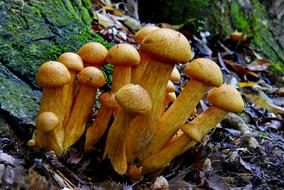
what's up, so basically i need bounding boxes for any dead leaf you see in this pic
[237,82,258,88]
[247,59,270,71]
[224,59,259,79]
[244,91,284,114]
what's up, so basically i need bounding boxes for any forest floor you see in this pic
[0,1,283,190]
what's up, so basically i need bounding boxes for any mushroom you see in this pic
[104,84,152,175]
[142,84,244,174]
[34,112,64,154]
[77,42,108,67]
[63,67,105,150]
[35,61,71,155]
[143,58,223,159]
[131,25,159,83]
[163,92,177,111]
[57,52,84,126]
[84,92,119,151]
[125,28,191,163]
[106,43,140,93]
[182,84,244,141]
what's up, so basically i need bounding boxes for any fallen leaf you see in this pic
[237,82,258,88]
[244,91,284,114]
[247,59,270,71]
[224,59,259,79]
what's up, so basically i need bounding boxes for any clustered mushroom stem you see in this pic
[112,66,132,92]
[63,67,105,151]
[125,61,174,162]
[143,80,208,158]
[181,107,227,142]
[131,52,150,83]
[84,105,113,151]
[142,84,244,174]
[104,112,133,175]
[63,86,98,150]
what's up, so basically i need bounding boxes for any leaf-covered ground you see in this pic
[0,1,283,189]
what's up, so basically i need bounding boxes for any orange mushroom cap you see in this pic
[207,84,244,112]
[36,61,71,88]
[140,28,191,64]
[135,25,159,44]
[106,44,140,67]
[77,42,107,66]
[57,52,84,72]
[78,67,106,88]
[115,84,152,115]
[184,58,223,87]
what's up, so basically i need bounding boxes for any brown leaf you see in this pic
[247,59,270,71]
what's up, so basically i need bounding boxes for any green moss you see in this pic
[0,0,112,125]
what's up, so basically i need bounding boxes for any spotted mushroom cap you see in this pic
[57,52,84,72]
[106,44,140,67]
[78,66,105,88]
[36,61,71,88]
[184,58,223,87]
[36,112,59,133]
[207,84,244,112]
[115,84,152,115]
[135,25,159,44]
[140,28,191,64]
[77,42,108,66]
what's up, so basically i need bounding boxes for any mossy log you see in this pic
[138,0,284,73]
[0,0,108,127]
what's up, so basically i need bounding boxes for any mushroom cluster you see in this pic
[28,27,244,177]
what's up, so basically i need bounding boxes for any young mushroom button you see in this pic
[125,28,191,163]
[104,84,151,175]
[63,67,105,151]
[142,58,222,160]
[35,61,71,156]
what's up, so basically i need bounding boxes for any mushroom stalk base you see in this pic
[39,88,65,155]
[142,107,227,174]
[104,111,132,175]
[62,71,77,126]
[84,105,112,151]
[142,80,208,160]
[125,59,174,163]
[63,86,97,150]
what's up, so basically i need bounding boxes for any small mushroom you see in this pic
[34,112,63,155]
[142,84,244,174]
[63,67,105,150]
[57,52,84,126]
[144,58,222,159]
[84,92,119,151]
[132,25,160,83]
[77,42,108,67]
[125,28,191,163]
[106,43,140,92]
[35,61,71,155]
[104,84,151,175]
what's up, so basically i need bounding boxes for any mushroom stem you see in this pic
[112,66,131,92]
[104,84,151,175]
[35,61,71,155]
[142,58,223,160]
[142,84,244,174]
[63,67,105,150]
[84,92,119,151]
[143,80,208,157]
[125,29,191,163]
[125,61,174,162]
[181,107,227,141]
[131,53,149,83]
[104,112,133,174]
